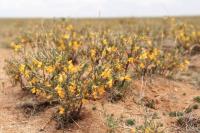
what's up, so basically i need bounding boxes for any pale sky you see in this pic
[0,0,200,17]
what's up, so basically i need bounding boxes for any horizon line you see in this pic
[0,14,200,19]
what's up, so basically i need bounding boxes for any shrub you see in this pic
[194,96,200,103]
[5,20,191,127]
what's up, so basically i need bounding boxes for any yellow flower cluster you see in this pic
[10,42,22,52]
[6,19,192,125]
[55,85,65,99]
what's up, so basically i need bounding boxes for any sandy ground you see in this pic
[0,49,52,133]
[0,47,200,133]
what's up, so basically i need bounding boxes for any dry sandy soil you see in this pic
[0,46,200,133]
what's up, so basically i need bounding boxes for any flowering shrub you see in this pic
[5,19,191,127]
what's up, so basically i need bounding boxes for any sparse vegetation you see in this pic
[0,17,200,132]
[176,115,200,133]
[136,112,164,133]
[185,104,199,113]
[169,111,184,117]
[193,104,199,109]
[106,114,118,133]
[125,119,135,126]
[194,96,200,103]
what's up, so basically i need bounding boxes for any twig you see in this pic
[71,118,81,128]
[39,116,54,132]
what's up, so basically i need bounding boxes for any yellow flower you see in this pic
[128,57,135,63]
[90,49,96,59]
[139,63,145,69]
[156,60,161,65]
[11,42,22,52]
[179,59,190,71]
[153,48,160,56]
[24,70,30,78]
[31,88,36,94]
[102,49,107,57]
[58,73,66,83]
[148,53,156,61]
[139,51,148,60]
[107,79,113,88]
[59,107,65,115]
[45,66,55,73]
[115,63,122,70]
[73,32,76,38]
[179,64,186,71]
[55,85,65,98]
[63,34,70,39]
[101,68,111,79]
[119,75,132,81]
[98,86,105,96]
[19,64,25,73]
[184,59,190,65]
[72,41,80,51]
[63,66,68,72]
[56,55,62,62]
[58,43,66,51]
[33,59,42,68]
[145,127,153,133]
[93,92,98,99]
[148,48,160,61]
[66,25,73,31]
[68,41,72,47]
[36,89,42,95]
[68,60,78,73]
[69,82,76,93]
[107,46,117,52]
[82,98,89,104]
[15,75,19,80]
[102,39,108,45]
[30,77,37,84]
